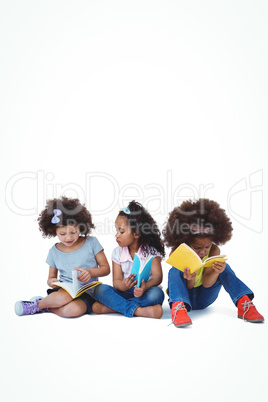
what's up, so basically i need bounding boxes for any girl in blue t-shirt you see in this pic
[15,196,110,318]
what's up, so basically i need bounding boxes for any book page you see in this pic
[72,270,79,294]
[52,281,75,298]
[203,256,228,268]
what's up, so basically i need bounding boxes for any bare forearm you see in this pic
[144,274,162,291]
[89,264,110,278]
[47,277,58,287]
[113,279,127,292]
[186,278,195,289]
[47,267,59,288]
[202,271,219,288]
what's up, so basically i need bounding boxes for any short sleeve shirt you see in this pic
[111,246,161,279]
[46,236,103,285]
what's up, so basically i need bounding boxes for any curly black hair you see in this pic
[163,198,233,251]
[118,200,165,258]
[38,196,95,238]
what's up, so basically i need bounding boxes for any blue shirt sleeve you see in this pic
[90,236,103,256]
[46,246,57,268]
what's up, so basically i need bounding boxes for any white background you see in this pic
[1,1,267,402]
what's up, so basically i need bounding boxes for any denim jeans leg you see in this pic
[128,286,165,307]
[93,284,138,317]
[190,263,254,310]
[217,263,254,305]
[190,282,222,310]
[168,267,192,310]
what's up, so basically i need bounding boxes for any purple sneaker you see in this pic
[30,296,49,313]
[14,300,41,316]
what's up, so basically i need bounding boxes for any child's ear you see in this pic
[134,232,141,239]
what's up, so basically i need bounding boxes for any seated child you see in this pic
[163,198,264,327]
[92,200,165,318]
[15,196,110,318]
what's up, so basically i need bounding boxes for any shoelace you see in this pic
[242,300,255,320]
[168,302,187,326]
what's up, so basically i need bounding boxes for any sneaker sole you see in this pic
[14,301,24,316]
[174,321,192,328]
[238,315,264,323]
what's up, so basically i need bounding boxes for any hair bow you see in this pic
[51,209,62,224]
[120,207,131,214]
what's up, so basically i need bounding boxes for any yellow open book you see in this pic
[53,270,101,299]
[166,243,227,274]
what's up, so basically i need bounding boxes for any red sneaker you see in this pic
[237,295,264,323]
[170,301,192,327]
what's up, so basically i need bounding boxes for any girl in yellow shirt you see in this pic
[163,198,264,327]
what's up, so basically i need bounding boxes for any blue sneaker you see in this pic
[14,300,41,316]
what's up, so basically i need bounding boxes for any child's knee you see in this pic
[94,284,109,299]
[147,287,165,305]
[60,300,87,318]
[168,267,183,281]
[53,289,73,307]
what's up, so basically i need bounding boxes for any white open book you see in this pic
[53,270,101,298]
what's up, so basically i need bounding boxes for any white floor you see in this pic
[4,284,267,402]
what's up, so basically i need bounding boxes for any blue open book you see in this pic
[131,254,154,287]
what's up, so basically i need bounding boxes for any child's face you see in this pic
[115,216,139,248]
[56,225,80,247]
[188,237,212,259]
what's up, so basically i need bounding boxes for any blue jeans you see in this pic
[168,264,253,311]
[93,284,165,317]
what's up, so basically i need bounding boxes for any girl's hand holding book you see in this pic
[133,279,146,297]
[48,277,59,288]
[212,261,226,273]
[122,274,137,291]
[183,267,197,281]
[184,267,197,289]
[74,267,92,282]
